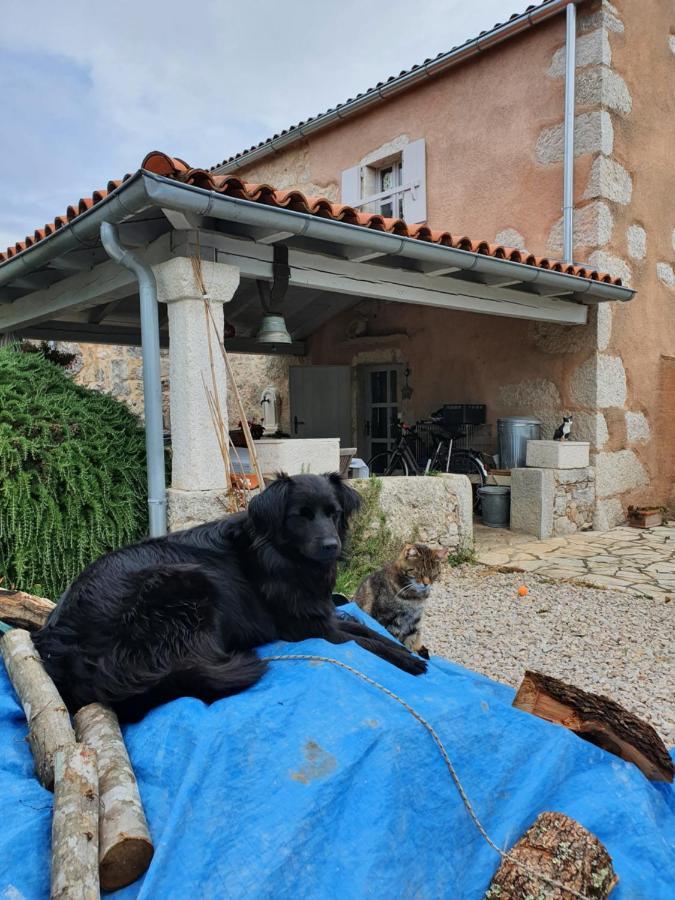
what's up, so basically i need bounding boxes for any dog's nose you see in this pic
[321,539,339,554]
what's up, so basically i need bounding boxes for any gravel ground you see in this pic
[424,564,674,746]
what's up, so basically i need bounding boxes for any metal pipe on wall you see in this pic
[562,2,577,264]
[100,222,167,536]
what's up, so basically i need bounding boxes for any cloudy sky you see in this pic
[0,0,519,251]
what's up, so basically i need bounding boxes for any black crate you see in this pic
[432,404,486,426]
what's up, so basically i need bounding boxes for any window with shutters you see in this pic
[340,138,426,223]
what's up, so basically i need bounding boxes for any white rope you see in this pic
[266,653,591,899]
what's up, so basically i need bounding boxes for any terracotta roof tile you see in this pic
[0,149,622,287]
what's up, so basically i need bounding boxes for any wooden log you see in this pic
[513,670,674,783]
[0,628,75,789]
[485,811,618,899]
[75,703,154,892]
[0,587,54,630]
[51,745,100,900]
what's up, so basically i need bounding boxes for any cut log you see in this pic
[0,587,54,630]
[485,811,618,899]
[51,745,100,900]
[513,670,674,783]
[75,703,154,892]
[0,628,75,789]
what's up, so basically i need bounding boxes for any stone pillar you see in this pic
[152,257,240,531]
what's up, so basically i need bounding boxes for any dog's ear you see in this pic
[248,472,292,535]
[325,472,362,522]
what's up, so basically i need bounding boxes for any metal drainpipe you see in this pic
[562,2,577,264]
[100,222,167,536]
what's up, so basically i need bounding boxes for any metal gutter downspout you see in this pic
[562,2,577,264]
[100,222,167,537]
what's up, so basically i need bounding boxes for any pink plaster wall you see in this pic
[233,0,675,510]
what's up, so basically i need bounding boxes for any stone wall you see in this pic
[355,474,473,551]
[54,341,297,433]
[553,467,596,535]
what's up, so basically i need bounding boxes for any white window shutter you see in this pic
[402,139,427,223]
[341,165,361,207]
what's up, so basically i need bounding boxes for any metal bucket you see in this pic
[497,416,541,469]
[478,486,511,528]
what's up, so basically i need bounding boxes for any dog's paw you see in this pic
[396,653,428,676]
[418,646,430,660]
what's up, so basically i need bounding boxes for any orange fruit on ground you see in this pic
[518,585,529,597]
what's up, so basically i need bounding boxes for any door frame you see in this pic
[356,363,404,462]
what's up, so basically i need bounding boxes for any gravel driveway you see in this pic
[424,564,674,746]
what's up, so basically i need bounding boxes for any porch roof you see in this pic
[0,151,635,350]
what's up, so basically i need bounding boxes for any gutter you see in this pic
[212,0,575,175]
[100,222,167,537]
[562,2,577,264]
[0,172,634,304]
[142,174,635,303]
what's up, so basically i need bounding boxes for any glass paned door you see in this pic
[363,366,399,462]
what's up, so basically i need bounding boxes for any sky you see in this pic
[0,0,521,252]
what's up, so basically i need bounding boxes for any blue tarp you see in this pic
[1,605,673,899]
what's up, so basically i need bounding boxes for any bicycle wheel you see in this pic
[448,451,487,510]
[368,451,410,476]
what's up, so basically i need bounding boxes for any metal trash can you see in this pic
[497,416,541,469]
[478,486,511,528]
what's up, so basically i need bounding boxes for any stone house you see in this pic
[1,0,672,534]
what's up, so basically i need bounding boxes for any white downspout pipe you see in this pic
[562,2,577,264]
[100,222,167,536]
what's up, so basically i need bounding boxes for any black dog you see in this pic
[34,473,426,721]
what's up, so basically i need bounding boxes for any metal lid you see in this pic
[497,416,541,425]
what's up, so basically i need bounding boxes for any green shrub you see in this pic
[0,346,149,598]
[335,478,403,597]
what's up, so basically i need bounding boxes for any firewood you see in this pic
[0,628,76,789]
[75,703,154,892]
[51,745,100,900]
[0,587,54,630]
[485,811,618,899]
[513,671,674,783]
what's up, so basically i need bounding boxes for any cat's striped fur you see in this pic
[353,544,447,656]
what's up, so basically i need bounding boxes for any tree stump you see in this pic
[75,703,154,892]
[513,671,674,782]
[0,588,54,630]
[0,628,76,789]
[51,745,100,900]
[485,811,618,899]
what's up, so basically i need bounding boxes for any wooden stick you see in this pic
[486,811,618,899]
[513,670,674,782]
[75,703,154,892]
[51,745,100,900]
[0,587,54,630]
[0,628,75,789]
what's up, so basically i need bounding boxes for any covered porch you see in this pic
[0,153,633,534]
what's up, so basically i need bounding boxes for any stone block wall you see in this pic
[553,467,596,535]
[54,341,298,433]
[355,474,473,551]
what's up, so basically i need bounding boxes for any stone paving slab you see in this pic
[475,521,675,599]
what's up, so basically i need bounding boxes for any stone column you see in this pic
[152,256,240,531]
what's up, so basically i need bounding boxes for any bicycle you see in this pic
[367,421,488,510]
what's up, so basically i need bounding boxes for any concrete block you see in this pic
[167,488,230,532]
[587,252,632,286]
[255,438,340,477]
[353,475,467,550]
[595,450,649,498]
[576,67,632,116]
[510,468,555,539]
[526,440,590,469]
[548,29,611,77]
[547,201,613,256]
[656,262,674,287]
[625,411,650,443]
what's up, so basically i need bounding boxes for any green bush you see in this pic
[335,478,403,596]
[0,346,149,598]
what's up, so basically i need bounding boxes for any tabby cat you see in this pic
[353,543,447,658]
